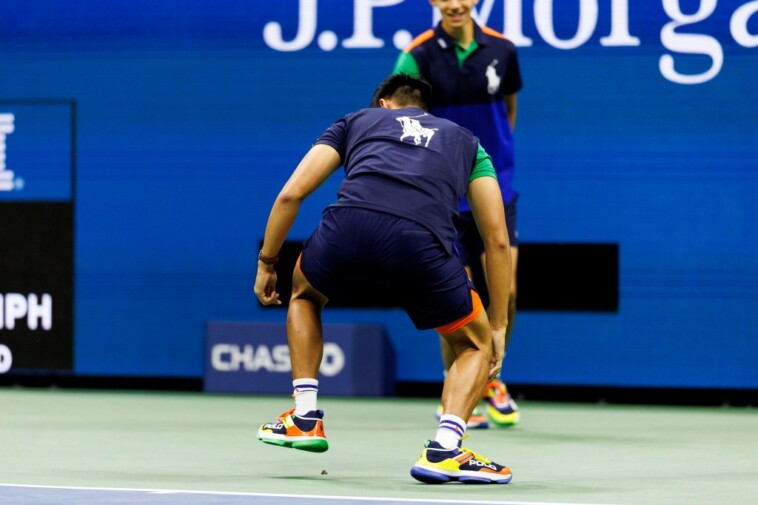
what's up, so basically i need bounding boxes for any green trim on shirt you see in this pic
[393,52,421,76]
[394,39,479,76]
[455,40,478,67]
[470,142,496,182]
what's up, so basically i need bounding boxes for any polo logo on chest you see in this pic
[396,116,438,147]
[486,59,501,95]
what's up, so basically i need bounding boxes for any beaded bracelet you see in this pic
[258,250,279,265]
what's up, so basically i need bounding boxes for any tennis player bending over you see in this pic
[254,74,513,484]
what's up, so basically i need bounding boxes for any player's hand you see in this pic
[488,326,507,381]
[254,263,281,305]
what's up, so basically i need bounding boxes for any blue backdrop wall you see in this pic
[1,0,756,388]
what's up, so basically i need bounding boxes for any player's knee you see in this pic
[440,311,491,356]
[291,259,328,307]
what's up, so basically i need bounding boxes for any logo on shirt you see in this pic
[396,116,438,147]
[486,59,501,95]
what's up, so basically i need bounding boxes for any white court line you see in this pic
[0,483,622,505]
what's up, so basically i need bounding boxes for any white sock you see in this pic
[292,378,318,416]
[435,414,466,449]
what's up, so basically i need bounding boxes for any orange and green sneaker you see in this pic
[257,408,328,453]
[483,380,521,426]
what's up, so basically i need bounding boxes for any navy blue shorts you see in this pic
[454,195,518,267]
[300,207,476,330]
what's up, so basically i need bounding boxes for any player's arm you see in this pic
[468,176,511,328]
[502,43,522,132]
[466,146,512,378]
[254,144,341,305]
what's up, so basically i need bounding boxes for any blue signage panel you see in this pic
[205,322,395,396]
[0,100,75,374]
[0,101,74,202]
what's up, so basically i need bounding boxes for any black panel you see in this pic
[261,240,619,312]
[517,242,619,312]
[0,202,74,370]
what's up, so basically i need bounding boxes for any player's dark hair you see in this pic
[370,74,432,112]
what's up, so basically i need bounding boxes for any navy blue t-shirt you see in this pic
[315,106,480,253]
[396,23,522,208]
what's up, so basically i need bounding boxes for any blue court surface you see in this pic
[0,484,624,505]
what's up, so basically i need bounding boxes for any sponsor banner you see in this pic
[0,100,75,373]
[0,203,75,371]
[0,101,74,201]
[261,0,758,86]
[205,322,395,396]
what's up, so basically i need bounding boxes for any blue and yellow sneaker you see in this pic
[257,409,328,453]
[410,441,512,484]
[435,405,489,429]
[483,380,521,426]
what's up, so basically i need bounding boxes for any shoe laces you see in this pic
[278,408,295,422]
[486,380,509,400]
[460,447,492,463]
[488,380,507,393]
[456,434,492,463]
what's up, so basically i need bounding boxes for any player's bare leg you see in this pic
[257,255,329,453]
[439,309,491,420]
[439,263,488,428]
[287,255,328,379]
[411,309,513,484]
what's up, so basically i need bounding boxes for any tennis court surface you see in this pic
[2,389,755,505]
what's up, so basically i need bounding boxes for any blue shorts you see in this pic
[454,195,518,267]
[300,207,476,330]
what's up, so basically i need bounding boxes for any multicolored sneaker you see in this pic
[257,409,328,453]
[435,405,489,429]
[483,380,521,426]
[410,440,512,484]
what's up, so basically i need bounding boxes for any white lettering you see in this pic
[234,344,256,371]
[212,344,236,371]
[211,342,345,376]
[272,344,291,367]
[211,343,291,372]
[473,0,496,25]
[320,343,345,377]
[27,294,53,331]
[0,293,54,331]
[469,459,498,470]
[343,0,404,49]
[534,0,598,50]
[731,1,758,47]
[4,293,27,330]
[0,344,11,374]
[660,0,723,85]
[261,1,754,85]
[263,0,317,51]
[250,344,275,371]
[504,0,534,46]
[0,113,16,192]
[600,0,640,46]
